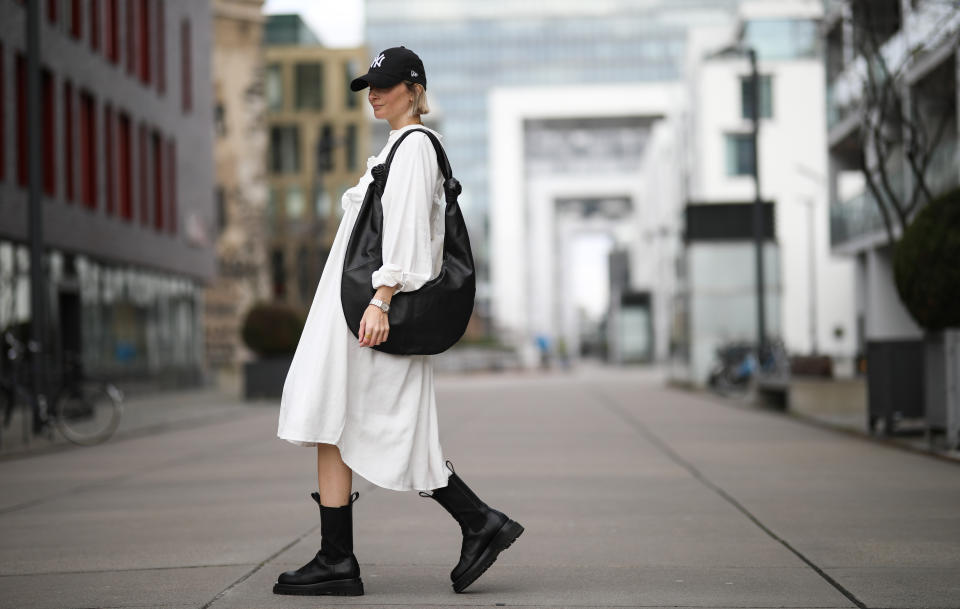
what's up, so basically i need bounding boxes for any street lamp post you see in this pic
[747,47,767,353]
[26,0,49,432]
[707,43,767,354]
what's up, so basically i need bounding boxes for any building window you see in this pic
[47,0,58,24]
[214,103,226,137]
[265,63,283,111]
[345,124,357,171]
[181,19,192,113]
[270,125,300,173]
[138,123,149,225]
[215,186,226,235]
[271,249,286,298]
[0,42,5,183]
[314,185,331,218]
[70,0,82,39]
[79,91,97,209]
[42,69,56,197]
[63,80,74,201]
[152,131,163,231]
[104,104,115,215]
[167,138,176,233]
[725,133,755,176]
[742,19,818,61]
[118,112,132,220]
[90,0,100,52]
[126,0,136,75]
[138,0,150,84]
[295,62,323,109]
[286,184,305,218]
[317,124,334,173]
[740,75,773,120]
[297,246,311,302]
[156,0,166,94]
[15,54,26,187]
[344,61,358,109]
[105,0,119,63]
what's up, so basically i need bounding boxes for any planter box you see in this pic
[925,329,960,450]
[866,340,925,434]
[244,357,293,400]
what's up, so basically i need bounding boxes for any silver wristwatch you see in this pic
[369,298,390,313]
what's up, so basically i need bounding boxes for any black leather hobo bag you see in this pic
[340,128,476,355]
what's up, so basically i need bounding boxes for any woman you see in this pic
[273,46,523,597]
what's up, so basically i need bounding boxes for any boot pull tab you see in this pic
[310,491,323,507]
[444,459,456,475]
[418,491,433,498]
[349,491,360,504]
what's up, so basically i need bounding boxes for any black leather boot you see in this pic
[273,491,364,596]
[420,461,524,593]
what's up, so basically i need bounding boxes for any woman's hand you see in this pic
[359,285,397,347]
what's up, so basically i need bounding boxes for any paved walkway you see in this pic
[1,366,959,609]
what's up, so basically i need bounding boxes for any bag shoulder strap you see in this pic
[382,128,453,181]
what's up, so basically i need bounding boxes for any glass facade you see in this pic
[366,0,741,282]
[0,240,203,383]
[742,19,820,61]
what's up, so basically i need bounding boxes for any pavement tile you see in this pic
[211,563,855,609]
[0,565,251,609]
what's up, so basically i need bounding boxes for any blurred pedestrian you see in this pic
[272,46,523,597]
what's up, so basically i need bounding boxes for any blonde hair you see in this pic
[404,81,430,116]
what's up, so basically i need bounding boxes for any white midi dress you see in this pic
[277,124,451,493]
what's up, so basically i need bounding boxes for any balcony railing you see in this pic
[831,138,958,248]
[925,136,959,198]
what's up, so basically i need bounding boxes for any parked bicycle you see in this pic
[707,339,790,397]
[1,330,123,446]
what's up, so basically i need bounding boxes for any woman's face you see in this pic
[368,82,413,125]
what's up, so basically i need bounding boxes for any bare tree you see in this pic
[849,0,958,247]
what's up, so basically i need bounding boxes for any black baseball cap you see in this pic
[350,46,427,92]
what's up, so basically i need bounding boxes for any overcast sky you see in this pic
[263,0,365,48]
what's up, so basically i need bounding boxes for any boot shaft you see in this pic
[312,491,358,561]
[428,470,493,532]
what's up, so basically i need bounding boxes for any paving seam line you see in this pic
[590,386,868,609]
[199,480,378,609]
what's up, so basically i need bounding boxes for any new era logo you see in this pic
[410,70,418,77]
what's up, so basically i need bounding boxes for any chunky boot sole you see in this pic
[272,577,364,596]
[452,519,524,593]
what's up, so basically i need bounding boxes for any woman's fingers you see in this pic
[358,318,367,345]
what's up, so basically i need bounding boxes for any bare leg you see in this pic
[316,443,352,507]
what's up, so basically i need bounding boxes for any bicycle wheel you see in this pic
[54,382,123,445]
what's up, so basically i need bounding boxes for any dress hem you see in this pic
[277,433,450,493]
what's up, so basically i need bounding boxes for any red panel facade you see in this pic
[119,113,133,220]
[42,69,56,197]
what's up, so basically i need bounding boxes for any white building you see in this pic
[672,0,858,386]
[489,84,687,367]
[825,0,959,347]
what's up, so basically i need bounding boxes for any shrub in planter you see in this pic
[893,187,960,331]
[241,302,305,358]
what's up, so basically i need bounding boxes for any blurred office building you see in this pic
[824,1,959,354]
[366,0,742,366]
[0,1,214,386]
[206,0,271,388]
[263,14,369,311]
[672,0,857,386]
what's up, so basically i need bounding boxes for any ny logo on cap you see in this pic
[371,53,386,68]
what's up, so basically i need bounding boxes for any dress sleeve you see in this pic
[371,132,439,293]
